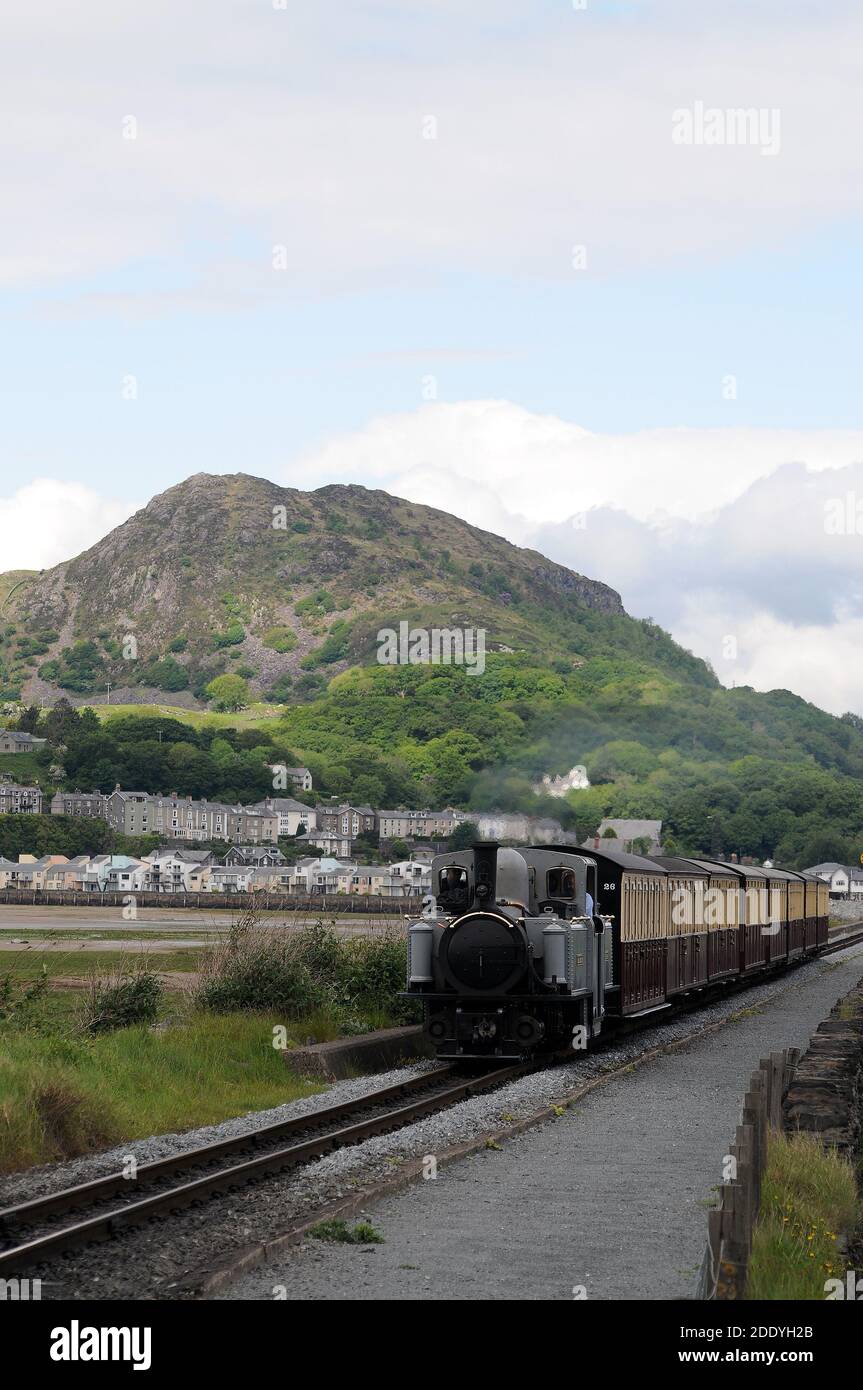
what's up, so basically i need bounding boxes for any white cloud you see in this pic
[292,399,863,524]
[290,401,863,712]
[0,480,136,572]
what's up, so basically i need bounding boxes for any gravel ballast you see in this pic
[219,942,863,1302]
[8,941,863,1300]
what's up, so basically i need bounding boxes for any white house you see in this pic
[250,798,317,837]
[805,862,859,896]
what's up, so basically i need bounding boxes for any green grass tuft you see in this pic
[309,1218,384,1245]
[746,1132,860,1300]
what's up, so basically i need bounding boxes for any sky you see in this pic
[1,0,862,712]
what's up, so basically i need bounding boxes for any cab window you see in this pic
[546,868,575,898]
[438,866,468,899]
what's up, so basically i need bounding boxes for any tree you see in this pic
[205,674,249,711]
[15,705,41,733]
[449,821,479,850]
[42,700,79,745]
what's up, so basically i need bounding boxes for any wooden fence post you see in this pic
[697,1046,796,1299]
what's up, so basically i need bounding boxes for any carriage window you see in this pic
[546,868,575,898]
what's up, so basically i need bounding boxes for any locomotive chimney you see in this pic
[472,841,499,907]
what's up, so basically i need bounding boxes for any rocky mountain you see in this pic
[0,472,707,707]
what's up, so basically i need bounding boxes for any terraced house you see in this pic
[50,789,107,818]
[378,807,471,839]
[250,797,317,837]
[314,803,377,837]
[104,789,278,843]
[0,782,43,815]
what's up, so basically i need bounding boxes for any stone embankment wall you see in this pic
[783,979,863,1158]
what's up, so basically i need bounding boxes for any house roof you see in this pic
[595,818,662,840]
[252,797,311,813]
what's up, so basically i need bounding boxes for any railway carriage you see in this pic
[586,848,668,1014]
[406,841,831,1060]
[679,859,740,980]
[800,871,830,950]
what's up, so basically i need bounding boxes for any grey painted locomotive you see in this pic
[406,842,611,1059]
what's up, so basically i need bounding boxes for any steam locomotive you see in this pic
[405,842,830,1060]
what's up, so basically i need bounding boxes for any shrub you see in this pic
[206,673,249,710]
[261,626,298,653]
[81,968,163,1034]
[265,674,293,702]
[295,590,336,620]
[194,918,328,1016]
[194,917,417,1027]
[0,967,50,1027]
[213,622,245,649]
[339,932,418,1023]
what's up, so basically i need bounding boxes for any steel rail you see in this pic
[0,1062,530,1273]
[0,1064,458,1229]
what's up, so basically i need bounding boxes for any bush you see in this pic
[81,968,163,1034]
[194,916,418,1027]
[213,622,245,649]
[0,968,50,1027]
[194,918,328,1016]
[206,673,250,710]
[261,626,298,654]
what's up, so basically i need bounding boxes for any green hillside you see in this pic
[2,472,862,868]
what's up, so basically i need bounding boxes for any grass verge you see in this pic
[0,915,415,1175]
[0,1009,323,1174]
[0,945,201,978]
[745,1131,860,1300]
[0,949,202,979]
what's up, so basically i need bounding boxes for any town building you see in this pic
[582,818,663,856]
[104,790,278,844]
[314,804,377,837]
[306,830,356,859]
[267,764,313,792]
[223,845,286,868]
[136,850,216,894]
[0,730,48,754]
[0,783,44,815]
[250,797,317,837]
[377,807,471,839]
[804,862,863,897]
[50,790,107,818]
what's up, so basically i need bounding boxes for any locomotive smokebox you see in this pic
[472,841,499,906]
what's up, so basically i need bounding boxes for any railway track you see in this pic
[2,926,862,1279]
[0,1060,532,1275]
